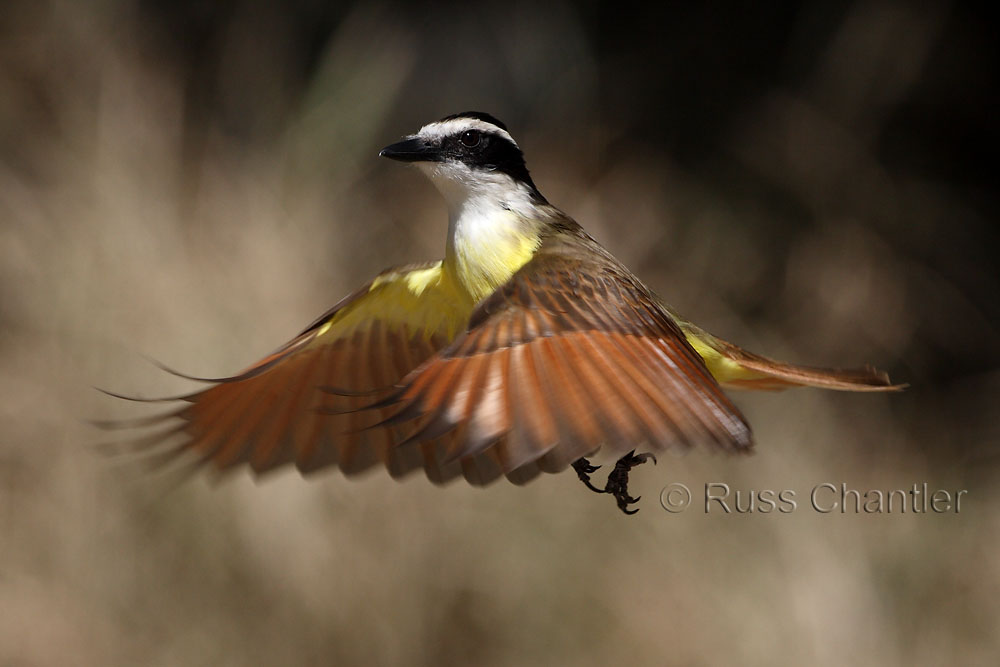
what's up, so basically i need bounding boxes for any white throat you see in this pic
[417,161,544,302]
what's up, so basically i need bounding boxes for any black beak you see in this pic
[378,137,440,163]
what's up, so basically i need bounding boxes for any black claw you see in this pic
[604,450,656,515]
[571,457,605,494]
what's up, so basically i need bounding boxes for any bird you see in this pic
[99,111,902,514]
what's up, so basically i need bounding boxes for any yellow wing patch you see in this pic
[226,261,475,383]
[683,334,755,385]
[317,261,475,346]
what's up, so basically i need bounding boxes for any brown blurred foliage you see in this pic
[1,1,998,665]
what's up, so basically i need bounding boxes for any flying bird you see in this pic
[101,112,901,513]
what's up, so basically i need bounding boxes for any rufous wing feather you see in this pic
[370,243,754,475]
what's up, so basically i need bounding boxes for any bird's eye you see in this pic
[459,130,481,147]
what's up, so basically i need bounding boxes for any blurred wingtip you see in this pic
[93,385,198,403]
[140,353,236,384]
[87,408,186,430]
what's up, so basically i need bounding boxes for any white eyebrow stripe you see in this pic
[415,118,518,147]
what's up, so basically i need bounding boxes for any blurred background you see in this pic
[1,1,998,664]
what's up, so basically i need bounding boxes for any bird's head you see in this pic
[379,112,544,206]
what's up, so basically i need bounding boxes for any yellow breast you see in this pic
[445,208,542,304]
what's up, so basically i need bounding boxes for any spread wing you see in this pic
[672,316,904,391]
[101,261,483,484]
[369,240,754,477]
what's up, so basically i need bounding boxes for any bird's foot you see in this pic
[604,450,657,515]
[572,450,656,515]
[571,457,604,494]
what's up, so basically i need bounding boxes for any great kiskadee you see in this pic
[103,112,901,513]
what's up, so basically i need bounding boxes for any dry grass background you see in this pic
[1,1,998,665]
